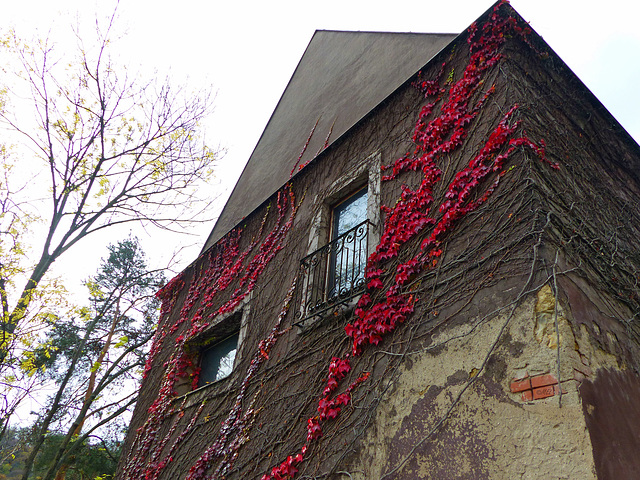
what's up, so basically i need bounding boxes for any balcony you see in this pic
[292,220,370,325]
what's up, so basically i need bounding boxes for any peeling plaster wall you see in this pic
[559,274,640,479]
[353,283,625,480]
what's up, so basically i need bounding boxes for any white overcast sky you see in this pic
[4,0,640,286]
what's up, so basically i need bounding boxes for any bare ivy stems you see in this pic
[119,1,640,478]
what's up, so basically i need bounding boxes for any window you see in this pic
[198,332,239,386]
[328,187,368,298]
[292,152,381,327]
[293,187,371,324]
[178,305,249,395]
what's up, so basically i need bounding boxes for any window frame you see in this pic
[327,186,369,300]
[176,295,252,398]
[293,152,381,329]
[306,152,381,258]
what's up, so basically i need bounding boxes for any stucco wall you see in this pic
[353,283,624,479]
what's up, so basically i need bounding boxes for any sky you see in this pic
[4,0,640,289]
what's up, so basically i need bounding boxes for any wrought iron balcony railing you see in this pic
[293,220,370,325]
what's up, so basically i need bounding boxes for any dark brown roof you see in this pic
[202,30,457,251]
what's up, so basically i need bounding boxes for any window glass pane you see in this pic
[199,333,238,386]
[330,188,368,298]
[333,188,367,237]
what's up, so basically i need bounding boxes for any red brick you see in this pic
[532,385,556,400]
[521,390,533,401]
[531,374,558,389]
[510,377,531,393]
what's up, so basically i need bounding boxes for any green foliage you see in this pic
[18,237,163,480]
[31,236,163,383]
[32,434,120,480]
[0,427,30,480]
[0,427,119,480]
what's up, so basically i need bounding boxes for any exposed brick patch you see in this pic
[521,390,533,402]
[533,384,562,400]
[531,374,558,389]
[509,377,532,393]
[510,373,564,401]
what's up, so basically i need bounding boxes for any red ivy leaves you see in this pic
[123,188,299,480]
[184,281,299,480]
[346,294,415,355]
[323,357,352,396]
[346,0,556,360]
[131,3,561,480]
[261,446,307,480]
[258,3,558,479]
[262,372,369,480]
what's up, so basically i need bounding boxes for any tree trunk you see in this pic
[53,308,120,480]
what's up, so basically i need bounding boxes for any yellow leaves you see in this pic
[16,337,57,377]
[446,67,455,85]
[51,112,79,141]
[94,175,111,199]
[0,332,14,360]
[85,280,105,302]
[0,155,40,282]
[90,360,102,373]
[114,335,128,348]
[169,126,192,143]
[0,87,7,112]
[19,350,40,377]
[148,158,168,180]
[0,32,11,48]
[76,306,92,323]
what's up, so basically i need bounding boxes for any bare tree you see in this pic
[0,8,217,364]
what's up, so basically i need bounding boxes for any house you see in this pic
[117,1,640,479]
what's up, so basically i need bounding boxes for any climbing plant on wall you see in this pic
[120,2,564,479]
[121,187,300,480]
[260,2,557,478]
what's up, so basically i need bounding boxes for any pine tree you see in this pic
[22,237,164,480]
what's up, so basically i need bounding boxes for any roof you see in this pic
[202,30,457,251]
